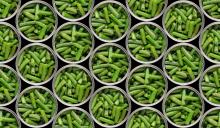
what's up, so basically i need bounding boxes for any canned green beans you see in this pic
[199,107,220,128]
[163,86,204,128]
[0,0,20,21]
[126,0,167,21]
[200,0,220,21]
[199,65,220,106]
[163,1,204,42]
[126,22,167,64]
[53,0,94,21]
[16,86,58,128]
[89,86,131,127]
[53,107,94,128]
[0,65,20,106]
[126,65,167,106]
[16,43,58,85]
[126,107,168,128]
[199,22,220,64]
[16,1,57,42]
[53,22,94,64]
[89,1,131,42]
[162,43,204,85]
[89,43,131,85]
[53,64,94,106]
[0,22,21,63]
[0,107,21,128]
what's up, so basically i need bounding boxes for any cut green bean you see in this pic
[127,65,166,105]
[164,2,202,41]
[202,0,220,20]
[201,108,220,128]
[164,87,203,126]
[17,45,56,84]
[54,23,93,63]
[90,1,130,41]
[127,23,167,63]
[164,44,203,84]
[91,87,129,126]
[17,2,56,41]
[0,108,19,127]
[17,87,57,126]
[54,65,92,105]
[0,0,18,19]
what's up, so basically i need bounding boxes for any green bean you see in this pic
[0,0,18,19]
[127,65,166,105]
[164,87,203,126]
[54,65,92,105]
[127,23,166,63]
[201,108,220,127]
[18,2,56,41]
[17,87,57,126]
[17,45,56,84]
[0,108,19,127]
[54,23,93,63]
[91,87,129,126]
[91,44,129,84]
[164,1,202,41]
[202,0,220,20]
[164,44,203,84]
[91,1,130,41]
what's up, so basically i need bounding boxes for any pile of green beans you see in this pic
[54,0,93,20]
[91,45,129,84]
[17,45,56,83]
[54,108,93,128]
[91,88,129,126]
[18,2,56,41]
[0,0,18,19]
[164,88,202,126]
[164,45,203,84]
[127,23,166,63]
[91,1,130,41]
[54,23,93,63]
[201,0,220,19]
[0,108,19,127]
[201,23,220,62]
[54,66,92,105]
[127,66,166,105]
[0,66,19,105]
[17,88,57,126]
[127,108,166,128]
[200,66,220,105]
[0,24,19,62]
[127,0,166,20]
[164,2,202,41]
[201,108,220,128]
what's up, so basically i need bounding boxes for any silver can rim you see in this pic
[0,107,21,128]
[199,22,220,64]
[125,106,168,128]
[52,22,95,64]
[0,22,21,64]
[162,0,205,43]
[52,64,95,107]
[15,43,58,86]
[89,43,131,86]
[15,0,58,43]
[199,107,220,128]
[125,0,168,21]
[199,64,220,106]
[15,86,58,128]
[199,0,220,22]
[89,0,131,43]
[89,86,132,128]
[125,22,168,64]
[162,86,205,128]
[125,64,168,107]
[52,0,95,21]
[0,0,21,21]
[52,107,95,128]
[162,43,205,86]
[0,64,21,107]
